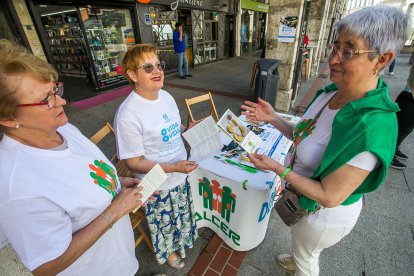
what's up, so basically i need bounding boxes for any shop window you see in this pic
[152,24,173,46]
[192,10,220,65]
[39,8,89,79]
[81,7,135,88]
[150,6,177,48]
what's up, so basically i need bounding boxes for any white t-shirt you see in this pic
[0,123,138,275]
[292,92,378,227]
[114,89,187,190]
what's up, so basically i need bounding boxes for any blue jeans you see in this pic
[177,52,189,77]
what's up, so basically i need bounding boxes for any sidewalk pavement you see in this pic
[64,53,414,276]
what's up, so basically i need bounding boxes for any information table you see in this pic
[188,114,299,251]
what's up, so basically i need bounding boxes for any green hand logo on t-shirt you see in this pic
[89,160,119,198]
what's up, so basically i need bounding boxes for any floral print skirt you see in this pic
[145,178,198,264]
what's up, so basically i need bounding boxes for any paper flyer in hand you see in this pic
[133,163,167,213]
[182,116,223,162]
[217,110,262,154]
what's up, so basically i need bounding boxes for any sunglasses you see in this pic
[16,82,64,109]
[138,61,166,73]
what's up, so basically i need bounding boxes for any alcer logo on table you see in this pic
[196,177,241,246]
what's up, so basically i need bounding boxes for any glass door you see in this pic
[81,7,136,90]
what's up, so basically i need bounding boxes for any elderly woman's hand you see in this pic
[119,176,141,188]
[248,153,279,171]
[241,98,276,123]
[173,160,198,173]
[109,185,145,218]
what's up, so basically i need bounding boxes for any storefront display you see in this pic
[41,10,89,79]
[193,11,219,65]
[81,8,135,88]
[137,0,230,71]
[32,2,138,101]
[240,0,269,54]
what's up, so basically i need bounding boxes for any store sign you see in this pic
[152,0,229,12]
[241,0,269,13]
[144,13,151,25]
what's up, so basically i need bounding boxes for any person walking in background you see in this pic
[242,6,409,275]
[173,22,192,79]
[390,63,414,169]
[388,58,396,75]
[0,39,145,275]
[114,44,198,269]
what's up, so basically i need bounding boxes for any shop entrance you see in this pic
[37,5,96,102]
[35,4,137,102]
[224,15,235,58]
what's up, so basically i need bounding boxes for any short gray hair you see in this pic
[335,6,411,58]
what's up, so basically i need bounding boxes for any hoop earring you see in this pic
[373,69,378,76]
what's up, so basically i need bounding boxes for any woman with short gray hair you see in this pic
[242,6,410,275]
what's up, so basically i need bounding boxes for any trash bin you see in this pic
[253,59,280,107]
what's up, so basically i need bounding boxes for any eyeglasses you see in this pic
[16,82,64,109]
[138,61,166,73]
[326,44,378,62]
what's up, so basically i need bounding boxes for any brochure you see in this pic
[182,116,223,162]
[132,163,167,213]
[217,109,262,154]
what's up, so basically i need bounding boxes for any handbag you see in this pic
[275,183,307,226]
[274,96,334,226]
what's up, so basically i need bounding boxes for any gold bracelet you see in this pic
[100,212,113,228]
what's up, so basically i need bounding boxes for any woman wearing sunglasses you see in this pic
[0,39,145,275]
[114,44,198,269]
[242,6,409,275]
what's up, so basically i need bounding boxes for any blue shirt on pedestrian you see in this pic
[173,29,186,53]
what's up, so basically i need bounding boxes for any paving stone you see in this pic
[354,211,414,273]
[222,264,239,276]
[204,268,220,276]
[320,244,363,276]
[227,250,247,269]
[243,212,291,274]
[204,235,223,256]
[188,251,212,276]
[363,183,414,225]
[209,246,232,273]
[238,263,270,276]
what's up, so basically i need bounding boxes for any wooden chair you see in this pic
[90,122,154,253]
[185,92,219,128]
[249,61,258,92]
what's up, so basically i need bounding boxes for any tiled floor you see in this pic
[188,234,247,276]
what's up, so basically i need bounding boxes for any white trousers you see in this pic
[291,217,357,276]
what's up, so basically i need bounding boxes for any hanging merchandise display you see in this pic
[81,7,136,88]
[41,10,90,79]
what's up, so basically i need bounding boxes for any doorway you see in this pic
[224,15,235,58]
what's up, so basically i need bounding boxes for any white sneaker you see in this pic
[276,254,296,272]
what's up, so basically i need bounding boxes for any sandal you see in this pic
[166,257,185,269]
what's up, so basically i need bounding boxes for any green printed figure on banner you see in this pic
[199,177,213,210]
[221,186,236,223]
